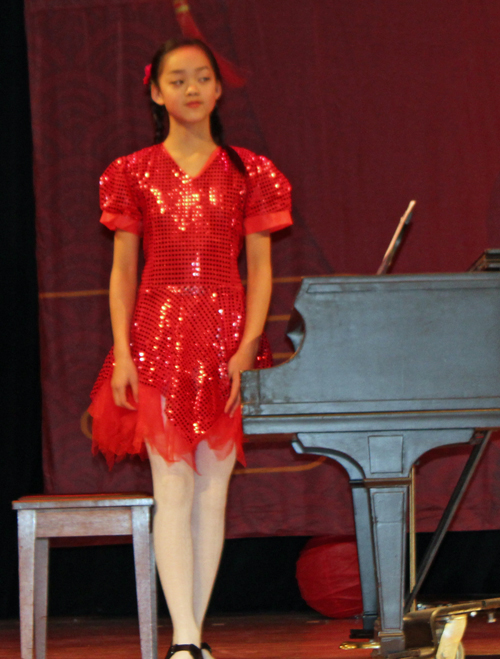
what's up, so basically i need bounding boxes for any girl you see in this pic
[90,38,292,659]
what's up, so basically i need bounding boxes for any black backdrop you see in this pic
[0,0,43,619]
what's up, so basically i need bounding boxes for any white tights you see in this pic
[146,440,236,659]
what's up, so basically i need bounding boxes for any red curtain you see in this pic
[25,0,500,536]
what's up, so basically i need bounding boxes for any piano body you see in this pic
[241,273,500,655]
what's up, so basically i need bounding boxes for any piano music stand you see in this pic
[469,247,500,271]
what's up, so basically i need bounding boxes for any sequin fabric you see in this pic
[90,144,292,468]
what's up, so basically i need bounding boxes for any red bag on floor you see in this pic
[296,536,363,618]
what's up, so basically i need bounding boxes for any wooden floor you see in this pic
[0,612,499,659]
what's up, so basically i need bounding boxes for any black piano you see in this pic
[241,273,500,655]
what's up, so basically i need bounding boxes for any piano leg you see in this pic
[366,482,409,654]
[350,483,378,633]
[293,429,474,657]
[293,440,378,634]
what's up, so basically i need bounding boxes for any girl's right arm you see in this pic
[109,229,141,409]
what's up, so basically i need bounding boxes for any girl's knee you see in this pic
[196,476,231,517]
[147,446,195,508]
[195,441,236,480]
[156,469,194,506]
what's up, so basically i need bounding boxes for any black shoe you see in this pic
[166,644,203,659]
[201,643,212,655]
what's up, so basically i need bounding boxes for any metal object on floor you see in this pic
[341,599,500,658]
[340,640,381,651]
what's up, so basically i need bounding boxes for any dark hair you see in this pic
[147,37,246,175]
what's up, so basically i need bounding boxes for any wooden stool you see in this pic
[12,494,157,659]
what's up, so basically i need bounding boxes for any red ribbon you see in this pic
[172,0,246,88]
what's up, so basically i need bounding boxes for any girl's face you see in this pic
[152,46,222,127]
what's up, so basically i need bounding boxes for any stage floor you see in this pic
[0,612,499,658]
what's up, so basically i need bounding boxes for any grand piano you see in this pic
[241,272,500,655]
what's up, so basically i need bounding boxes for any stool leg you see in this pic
[18,510,36,659]
[149,523,157,641]
[34,538,49,659]
[132,506,158,659]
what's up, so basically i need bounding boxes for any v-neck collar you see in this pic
[161,144,221,179]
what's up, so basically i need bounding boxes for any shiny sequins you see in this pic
[92,144,291,457]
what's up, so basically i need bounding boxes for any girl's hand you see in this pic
[111,354,139,410]
[224,340,259,417]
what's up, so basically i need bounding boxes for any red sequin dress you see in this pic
[89,144,292,468]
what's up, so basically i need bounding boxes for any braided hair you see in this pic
[147,37,246,175]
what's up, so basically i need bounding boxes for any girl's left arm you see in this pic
[225,230,272,417]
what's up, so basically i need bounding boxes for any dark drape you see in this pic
[23,0,500,537]
[0,0,43,617]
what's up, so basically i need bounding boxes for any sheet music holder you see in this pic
[469,247,500,271]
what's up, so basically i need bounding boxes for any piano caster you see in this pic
[350,629,375,640]
[350,614,377,639]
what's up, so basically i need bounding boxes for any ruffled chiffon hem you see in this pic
[88,380,245,471]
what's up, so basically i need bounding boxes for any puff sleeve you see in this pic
[242,153,293,235]
[99,157,143,236]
